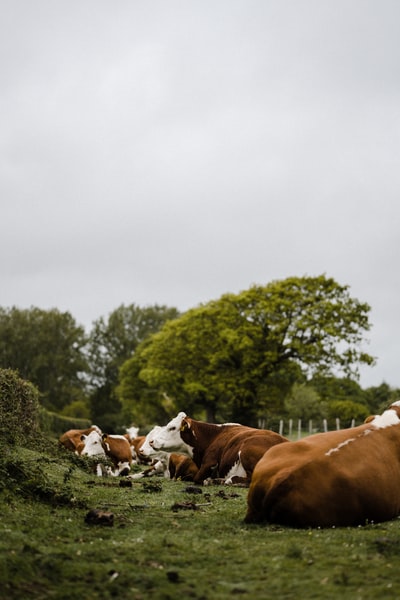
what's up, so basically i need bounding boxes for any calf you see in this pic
[245,401,400,527]
[144,412,288,485]
[59,425,101,452]
[80,430,132,476]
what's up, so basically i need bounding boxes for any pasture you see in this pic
[1,441,400,599]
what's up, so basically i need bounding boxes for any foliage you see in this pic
[364,382,400,414]
[0,307,88,411]
[119,275,374,424]
[284,383,328,422]
[39,409,91,437]
[117,337,175,428]
[2,443,400,599]
[311,375,368,406]
[86,303,179,429]
[0,368,41,446]
[328,400,370,424]
[60,399,91,420]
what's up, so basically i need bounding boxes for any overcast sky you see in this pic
[1,1,399,390]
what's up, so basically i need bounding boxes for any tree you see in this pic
[0,307,88,411]
[119,275,374,425]
[284,383,327,422]
[86,304,179,429]
[364,383,400,415]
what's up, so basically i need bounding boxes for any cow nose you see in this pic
[149,440,154,447]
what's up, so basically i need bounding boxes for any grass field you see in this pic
[1,441,400,599]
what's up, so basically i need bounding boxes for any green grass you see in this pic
[1,443,400,599]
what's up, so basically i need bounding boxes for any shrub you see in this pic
[0,368,41,446]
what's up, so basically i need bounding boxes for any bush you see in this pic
[0,369,41,446]
[39,409,91,437]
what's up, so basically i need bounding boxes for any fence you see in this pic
[258,417,356,439]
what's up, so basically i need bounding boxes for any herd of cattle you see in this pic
[59,401,400,528]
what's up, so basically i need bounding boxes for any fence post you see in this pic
[336,418,340,430]
[323,418,328,432]
[279,420,283,436]
[351,418,355,428]
[309,419,313,435]
[289,419,293,438]
[298,419,302,439]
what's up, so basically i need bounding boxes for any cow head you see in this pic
[80,430,106,457]
[148,412,194,457]
[138,426,166,458]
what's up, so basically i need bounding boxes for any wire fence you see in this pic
[259,417,357,440]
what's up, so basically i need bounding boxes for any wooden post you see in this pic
[336,418,340,430]
[279,420,284,436]
[298,419,302,439]
[309,419,313,435]
[323,418,328,432]
[289,419,293,438]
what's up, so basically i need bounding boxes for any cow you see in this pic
[122,428,152,464]
[131,426,198,481]
[80,430,132,476]
[59,425,102,452]
[143,412,288,485]
[245,401,400,528]
[125,426,140,440]
[132,452,199,481]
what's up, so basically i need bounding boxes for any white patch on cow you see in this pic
[126,426,139,439]
[139,426,164,457]
[80,431,106,457]
[325,438,357,456]
[224,452,247,483]
[148,412,194,457]
[370,407,400,429]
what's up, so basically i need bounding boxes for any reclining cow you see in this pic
[142,412,288,485]
[132,426,198,481]
[245,401,400,527]
[79,430,132,476]
[59,425,102,452]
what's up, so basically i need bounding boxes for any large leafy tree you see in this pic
[119,275,374,424]
[87,304,179,429]
[0,307,88,411]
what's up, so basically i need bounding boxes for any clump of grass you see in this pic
[2,454,83,507]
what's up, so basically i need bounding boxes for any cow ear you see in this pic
[180,419,189,432]
[102,433,107,440]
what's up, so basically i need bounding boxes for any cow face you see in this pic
[138,426,167,459]
[148,412,194,457]
[80,430,106,457]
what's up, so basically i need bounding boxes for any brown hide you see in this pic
[245,412,400,527]
[130,435,153,464]
[168,454,199,481]
[59,426,100,452]
[180,417,288,484]
[101,434,132,469]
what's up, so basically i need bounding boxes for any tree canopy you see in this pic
[86,304,179,429]
[0,307,87,411]
[118,275,375,424]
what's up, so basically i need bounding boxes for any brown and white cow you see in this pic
[59,425,102,452]
[245,401,400,528]
[132,426,198,481]
[80,430,132,476]
[143,412,288,485]
[133,453,199,481]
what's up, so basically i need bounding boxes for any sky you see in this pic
[1,1,399,390]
